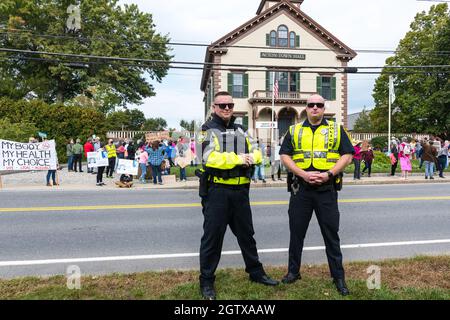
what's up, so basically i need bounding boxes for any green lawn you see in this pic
[0,255,448,300]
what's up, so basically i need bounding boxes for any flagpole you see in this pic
[388,76,392,154]
[271,71,275,145]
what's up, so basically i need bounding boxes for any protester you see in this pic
[115,174,133,188]
[117,142,126,159]
[270,140,283,181]
[437,140,448,178]
[46,156,59,187]
[84,138,95,173]
[399,137,413,180]
[421,139,437,179]
[176,137,189,182]
[96,143,107,186]
[105,139,117,178]
[361,145,375,177]
[165,141,176,169]
[147,141,165,185]
[190,138,197,166]
[415,140,422,162]
[252,139,266,183]
[92,137,101,174]
[127,141,136,160]
[66,138,74,172]
[138,144,149,183]
[72,138,84,172]
[390,139,399,176]
[353,141,362,180]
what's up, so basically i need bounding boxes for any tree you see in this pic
[180,119,196,132]
[143,117,167,131]
[0,0,171,110]
[353,108,374,133]
[371,4,450,139]
[0,117,37,142]
[0,97,107,161]
[105,109,146,131]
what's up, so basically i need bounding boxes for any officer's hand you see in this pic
[311,172,329,185]
[245,154,255,165]
[302,171,321,184]
[239,154,253,166]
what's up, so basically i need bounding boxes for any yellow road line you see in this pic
[0,196,449,213]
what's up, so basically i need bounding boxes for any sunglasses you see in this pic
[215,103,235,110]
[307,103,325,108]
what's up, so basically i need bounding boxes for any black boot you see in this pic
[200,285,216,300]
[333,278,350,296]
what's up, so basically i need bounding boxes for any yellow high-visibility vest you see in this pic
[205,131,261,185]
[105,144,117,158]
[290,120,341,170]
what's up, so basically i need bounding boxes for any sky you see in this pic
[118,0,438,129]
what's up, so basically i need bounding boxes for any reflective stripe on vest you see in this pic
[206,131,253,185]
[290,121,341,170]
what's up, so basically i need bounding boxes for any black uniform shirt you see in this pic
[279,118,354,171]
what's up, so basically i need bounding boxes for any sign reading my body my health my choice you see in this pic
[0,139,58,171]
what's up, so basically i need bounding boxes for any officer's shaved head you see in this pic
[307,94,325,105]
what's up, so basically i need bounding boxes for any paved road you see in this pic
[0,183,449,278]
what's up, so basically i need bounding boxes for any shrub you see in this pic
[0,117,38,142]
[370,136,388,151]
[0,98,107,162]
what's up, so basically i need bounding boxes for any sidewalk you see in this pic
[1,169,449,191]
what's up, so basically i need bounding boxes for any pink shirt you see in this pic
[353,145,362,160]
[139,151,148,164]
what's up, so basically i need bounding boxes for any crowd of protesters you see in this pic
[63,136,199,187]
[389,136,449,180]
[51,133,450,188]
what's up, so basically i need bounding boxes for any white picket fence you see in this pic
[107,130,193,140]
[350,132,430,141]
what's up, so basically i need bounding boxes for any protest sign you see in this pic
[117,159,139,175]
[176,149,194,169]
[0,139,57,171]
[87,151,108,168]
[145,131,171,143]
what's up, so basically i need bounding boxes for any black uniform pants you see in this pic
[73,154,82,172]
[199,184,265,286]
[287,184,345,280]
[106,157,116,177]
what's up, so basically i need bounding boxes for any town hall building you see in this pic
[200,0,356,143]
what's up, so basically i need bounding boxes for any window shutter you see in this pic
[243,73,249,98]
[331,77,336,100]
[266,71,270,92]
[316,76,322,95]
[243,115,249,131]
[228,73,233,95]
[266,34,270,46]
[295,35,300,47]
[296,72,300,92]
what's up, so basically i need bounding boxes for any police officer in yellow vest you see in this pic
[105,139,117,178]
[279,94,354,296]
[197,91,279,300]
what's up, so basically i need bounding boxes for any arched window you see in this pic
[270,30,276,47]
[290,32,296,48]
[278,25,288,47]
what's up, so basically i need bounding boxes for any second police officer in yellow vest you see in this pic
[279,94,354,296]
[197,91,279,300]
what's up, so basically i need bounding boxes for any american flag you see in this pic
[273,79,279,99]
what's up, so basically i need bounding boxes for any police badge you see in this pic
[196,131,207,144]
